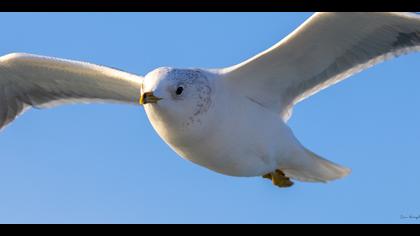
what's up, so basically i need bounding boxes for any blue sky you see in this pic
[0,13,419,224]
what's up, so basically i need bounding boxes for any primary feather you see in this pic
[0,53,143,130]
[223,12,420,121]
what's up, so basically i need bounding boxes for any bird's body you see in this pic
[145,68,288,177]
[143,67,348,181]
[1,12,420,188]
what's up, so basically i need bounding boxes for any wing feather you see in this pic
[0,53,143,130]
[222,12,420,121]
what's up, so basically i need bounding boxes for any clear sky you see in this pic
[0,13,419,224]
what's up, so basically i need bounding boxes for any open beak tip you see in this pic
[140,92,162,105]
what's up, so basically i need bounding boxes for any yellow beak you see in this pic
[140,92,162,105]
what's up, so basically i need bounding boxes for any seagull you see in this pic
[1,12,419,188]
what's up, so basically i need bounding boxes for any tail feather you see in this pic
[283,148,351,183]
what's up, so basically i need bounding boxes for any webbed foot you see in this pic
[262,169,294,188]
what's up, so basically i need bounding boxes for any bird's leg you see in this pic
[262,169,294,188]
[262,173,272,180]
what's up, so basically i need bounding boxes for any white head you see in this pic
[141,67,215,146]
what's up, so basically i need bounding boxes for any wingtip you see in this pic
[0,52,35,63]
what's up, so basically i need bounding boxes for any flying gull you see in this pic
[0,12,419,188]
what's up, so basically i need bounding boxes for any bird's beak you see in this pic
[140,92,162,105]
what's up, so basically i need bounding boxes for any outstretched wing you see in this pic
[0,53,143,130]
[222,12,420,120]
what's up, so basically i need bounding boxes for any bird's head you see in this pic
[141,67,215,145]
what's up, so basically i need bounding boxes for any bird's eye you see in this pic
[175,86,184,95]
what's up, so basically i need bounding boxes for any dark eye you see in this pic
[175,86,184,95]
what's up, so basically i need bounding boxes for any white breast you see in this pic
[147,78,295,177]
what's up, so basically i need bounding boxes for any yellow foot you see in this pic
[262,169,294,188]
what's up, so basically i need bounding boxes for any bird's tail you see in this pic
[282,147,351,183]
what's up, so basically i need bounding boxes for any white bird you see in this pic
[1,12,419,188]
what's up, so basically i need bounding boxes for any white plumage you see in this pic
[1,12,419,187]
[0,53,142,130]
